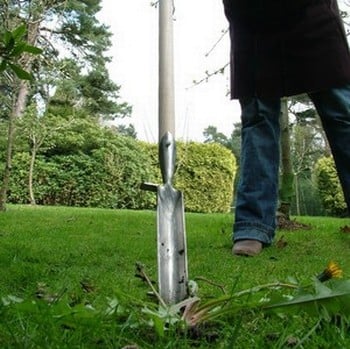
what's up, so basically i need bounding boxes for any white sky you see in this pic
[97,0,241,143]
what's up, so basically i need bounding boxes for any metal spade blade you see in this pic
[157,132,188,304]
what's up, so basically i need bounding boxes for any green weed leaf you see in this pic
[8,63,32,80]
[12,25,26,40]
[263,279,350,316]
[10,42,27,56]
[3,31,14,48]
[22,44,42,55]
[0,60,7,72]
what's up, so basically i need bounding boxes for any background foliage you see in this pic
[176,142,236,213]
[142,141,237,213]
[1,1,348,216]
[1,105,346,216]
[5,127,237,213]
[314,156,347,216]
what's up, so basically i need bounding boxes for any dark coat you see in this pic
[223,0,350,99]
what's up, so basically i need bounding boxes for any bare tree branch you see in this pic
[205,28,229,57]
[188,62,229,89]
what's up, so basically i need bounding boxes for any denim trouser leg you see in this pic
[234,97,281,245]
[308,85,350,211]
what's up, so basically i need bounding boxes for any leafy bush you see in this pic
[175,142,236,213]
[7,152,31,203]
[314,156,346,216]
[126,141,237,213]
[41,153,110,207]
[90,136,156,209]
[8,152,107,206]
[7,137,236,213]
[8,136,156,209]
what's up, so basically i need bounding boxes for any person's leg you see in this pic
[308,84,350,212]
[233,96,281,255]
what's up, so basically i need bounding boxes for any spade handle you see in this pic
[159,0,175,141]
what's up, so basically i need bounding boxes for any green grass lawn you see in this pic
[0,205,350,348]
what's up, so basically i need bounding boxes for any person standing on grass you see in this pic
[223,0,350,256]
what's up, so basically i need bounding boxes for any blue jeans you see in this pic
[234,84,350,245]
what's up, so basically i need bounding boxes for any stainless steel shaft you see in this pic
[159,0,175,141]
[157,0,188,305]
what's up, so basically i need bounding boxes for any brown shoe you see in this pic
[232,240,263,256]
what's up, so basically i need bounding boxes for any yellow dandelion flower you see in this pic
[317,261,343,282]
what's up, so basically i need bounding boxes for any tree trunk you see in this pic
[295,173,300,216]
[0,109,15,211]
[0,82,29,211]
[279,98,294,220]
[0,21,39,211]
[29,140,37,205]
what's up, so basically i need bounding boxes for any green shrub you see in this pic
[176,142,236,213]
[42,153,110,207]
[7,152,31,203]
[139,141,161,181]
[7,153,62,205]
[8,139,236,213]
[90,136,156,209]
[8,136,156,209]
[8,152,108,206]
[136,142,237,213]
[314,156,346,216]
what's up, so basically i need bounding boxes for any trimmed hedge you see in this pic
[8,137,156,209]
[314,156,346,216]
[7,138,236,213]
[176,142,236,213]
[142,142,237,213]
